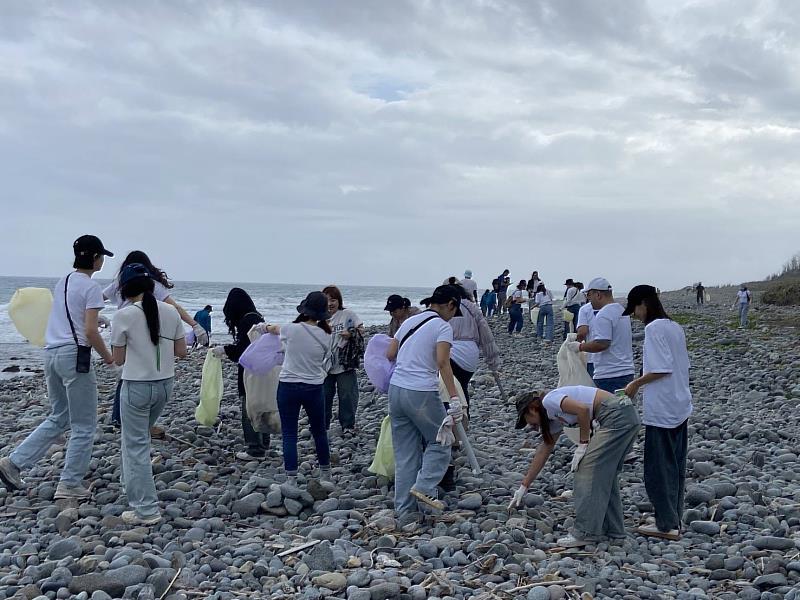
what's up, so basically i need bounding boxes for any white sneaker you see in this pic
[121,510,161,526]
[634,523,680,540]
[410,488,445,511]
[235,451,263,462]
[555,534,588,548]
[54,482,91,500]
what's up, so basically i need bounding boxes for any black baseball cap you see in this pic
[420,285,463,316]
[73,235,113,258]
[119,263,151,286]
[384,294,405,312]
[622,284,658,316]
[514,391,544,429]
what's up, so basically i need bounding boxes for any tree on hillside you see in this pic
[767,252,800,280]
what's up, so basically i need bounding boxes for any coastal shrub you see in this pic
[762,279,800,306]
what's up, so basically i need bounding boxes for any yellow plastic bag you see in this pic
[368,415,395,478]
[196,349,223,426]
[8,288,53,347]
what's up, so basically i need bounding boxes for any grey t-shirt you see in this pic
[279,323,331,385]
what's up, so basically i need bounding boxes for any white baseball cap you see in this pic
[586,277,612,292]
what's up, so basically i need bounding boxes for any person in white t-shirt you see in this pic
[733,285,752,328]
[110,263,187,525]
[576,302,598,377]
[532,283,555,341]
[563,279,581,340]
[571,278,634,393]
[460,270,478,303]
[507,280,528,336]
[621,285,692,541]
[509,385,640,547]
[0,235,115,500]
[386,284,463,517]
[322,285,364,437]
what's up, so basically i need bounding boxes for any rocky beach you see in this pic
[0,293,799,600]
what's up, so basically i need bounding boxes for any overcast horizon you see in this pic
[1,1,799,293]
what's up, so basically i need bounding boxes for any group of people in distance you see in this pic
[0,239,693,545]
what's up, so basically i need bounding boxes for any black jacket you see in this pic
[224,311,265,396]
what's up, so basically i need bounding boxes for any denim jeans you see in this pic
[507,304,523,333]
[739,303,749,328]
[241,394,270,455]
[277,381,330,475]
[563,305,580,340]
[573,396,640,539]
[323,371,359,430]
[593,373,635,394]
[388,384,451,515]
[487,302,496,317]
[644,420,688,532]
[11,346,98,486]
[120,378,173,518]
[536,305,554,340]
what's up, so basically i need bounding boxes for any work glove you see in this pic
[571,443,589,472]
[435,416,456,447]
[193,324,210,347]
[252,322,269,335]
[98,315,111,329]
[508,484,527,511]
[447,399,464,423]
[565,341,581,352]
[211,346,226,359]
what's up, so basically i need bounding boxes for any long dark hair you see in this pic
[642,295,671,325]
[119,251,174,289]
[120,277,160,345]
[223,288,260,338]
[519,390,554,445]
[536,283,548,294]
[293,314,332,334]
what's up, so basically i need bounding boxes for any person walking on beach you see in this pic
[507,279,528,336]
[532,283,555,342]
[212,288,270,461]
[695,282,705,306]
[193,305,213,340]
[385,295,420,337]
[265,292,332,485]
[496,270,510,314]
[460,270,478,303]
[508,386,640,546]
[734,285,752,328]
[563,279,581,340]
[110,263,187,525]
[527,272,541,309]
[0,235,115,498]
[386,284,463,515]
[322,285,364,437]
[479,289,495,317]
[570,278,634,393]
[576,300,599,377]
[622,285,693,541]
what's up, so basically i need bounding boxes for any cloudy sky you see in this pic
[1,0,799,293]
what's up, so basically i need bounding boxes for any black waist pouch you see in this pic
[76,345,92,373]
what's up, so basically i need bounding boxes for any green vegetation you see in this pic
[762,279,800,306]
[767,252,800,280]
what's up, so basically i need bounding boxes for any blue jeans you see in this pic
[388,384,451,515]
[507,304,523,333]
[277,381,330,475]
[739,303,749,328]
[563,305,580,340]
[486,302,496,317]
[536,305,554,340]
[593,373,635,394]
[323,370,359,430]
[121,378,173,518]
[11,346,98,486]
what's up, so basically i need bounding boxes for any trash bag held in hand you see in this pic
[239,332,284,375]
[338,327,366,371]
[556,333,595,388]
[243,325,281,433]
[196,349,224,426]
[9,288,53,347]
[364,334,395,393]
[368,415,395,478]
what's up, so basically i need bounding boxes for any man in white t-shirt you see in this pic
[571,278,634,394]
[460,270,478,303]
[563,278,581,340]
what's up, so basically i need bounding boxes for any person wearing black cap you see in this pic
[264,292,333,485]
[622,285,692,541]
[0,235,115,499]
[385,284,463,515]
[110,263,187,525]
[509,385,639,547]
[385,295,421,337]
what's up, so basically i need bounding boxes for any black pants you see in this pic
[241,395,270,456]
[644,420,688,532]
[449,359,473,414]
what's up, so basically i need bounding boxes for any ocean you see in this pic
[0,276,430,378]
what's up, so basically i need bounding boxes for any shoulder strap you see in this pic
[398,313,439,350]
[300,323,330,354]
[64,273,80,347]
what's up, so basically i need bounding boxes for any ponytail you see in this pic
[141,291,161,345]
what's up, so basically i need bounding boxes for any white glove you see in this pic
[435,416,456,446]
[508,485,527,511]
[193,324,209,347]
[211,346,226,359]
[98,315,111,329]
[447,399,463,423]
[571,443,588,472]
[253,322,269,335]
[566,341,581,352]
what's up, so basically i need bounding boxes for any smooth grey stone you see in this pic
[47,539,82,561]
[753,536,795,550]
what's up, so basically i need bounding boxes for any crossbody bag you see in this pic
[397,312,439,350]
[64,273,93,373]
[299,323,333,374]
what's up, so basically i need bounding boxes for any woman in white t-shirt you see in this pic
[110,263,187,526]
[264,291,333,485]
[622,285,693,541]
[532,283,555,341]
[385,284,463,516]
[733,285,752,328]
[507,280,528,336]
[508,385,640,547]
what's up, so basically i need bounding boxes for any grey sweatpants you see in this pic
[572,396,640,539]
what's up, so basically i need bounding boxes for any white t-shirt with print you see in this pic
[576,302,598,364]
[592,302,634,379]
[391,311,454,392]
[45,272,105,349]
[737,290,751,305]
[111,301,184,381]
[103,279,171,309]
[641,319,693,428]
[535,291,553,306]
[279,322,331,385]
[541,385,597,434]
[328,308,363,374]
[460,278,478,300]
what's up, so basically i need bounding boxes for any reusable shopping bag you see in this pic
[8,288,53,347]
[368,415,395,478]
[196,349,223,426]
[242,326,281,433]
